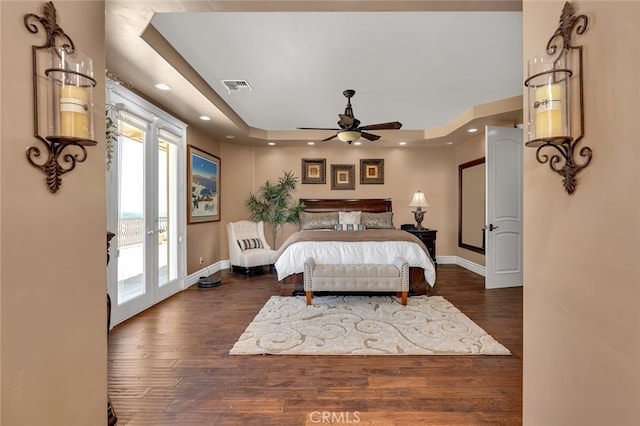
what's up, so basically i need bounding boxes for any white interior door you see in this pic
[107,82,186,326]
[485,126,523,289]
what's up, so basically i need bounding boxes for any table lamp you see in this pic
[408,191,429,230]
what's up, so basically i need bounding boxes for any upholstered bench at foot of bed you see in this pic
[303,257,410,306]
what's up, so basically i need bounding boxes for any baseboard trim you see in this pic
[455,257,486,277]
[187,260,230,287]
[435,255,456,265]
[434,255,485,276]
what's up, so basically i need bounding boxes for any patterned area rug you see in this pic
[230,295,511,355]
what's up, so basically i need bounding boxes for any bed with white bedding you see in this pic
[274,198,436,296]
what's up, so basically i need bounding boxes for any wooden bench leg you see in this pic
[401,292,407,306]
[306,291,312,305]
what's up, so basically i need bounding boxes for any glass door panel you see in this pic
[117,122,146,305]
[157,136,179,288]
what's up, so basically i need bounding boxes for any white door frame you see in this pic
[106,80,187,326]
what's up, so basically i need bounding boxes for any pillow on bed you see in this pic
[299,211,339,230]
[334,223,366,231]
[361,211,395,229]
[339,211,361,225]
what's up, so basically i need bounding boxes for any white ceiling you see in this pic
[106,1,524,148]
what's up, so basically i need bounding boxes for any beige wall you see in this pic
[455,133,487,266]
[1,1,106,425]
[219,142,257,259]
[185,126,222,274]
[523,1,640,424]
[218,144,457,257]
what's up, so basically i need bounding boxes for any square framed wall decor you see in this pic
[331,164,355,190]
[360,159,384,184]
[301,158,326,184]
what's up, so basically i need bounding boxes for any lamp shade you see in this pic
[337,130,361,143]
[408,191,429,208]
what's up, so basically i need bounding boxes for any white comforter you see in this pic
[274,240,436,286]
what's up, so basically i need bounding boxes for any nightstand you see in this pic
[403,228,437,266]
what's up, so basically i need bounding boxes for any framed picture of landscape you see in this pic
[187,145,220,223]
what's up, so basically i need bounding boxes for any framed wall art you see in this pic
[187,145,220,223]
[331,164,355,190]
[360,159,384,184]
[301,158,326,184]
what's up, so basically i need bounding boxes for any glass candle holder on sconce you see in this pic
[520,1,592,195]
[44,46,96,144]
[24,2,99,193]
[524,52,572,147]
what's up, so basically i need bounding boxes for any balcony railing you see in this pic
[117,217,167,247]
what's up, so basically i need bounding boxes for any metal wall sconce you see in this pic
[24,2,97,193]
[524,1,592,195]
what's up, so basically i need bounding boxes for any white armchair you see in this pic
[226,220,277,275]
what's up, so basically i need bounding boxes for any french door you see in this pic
[106,82,186,326]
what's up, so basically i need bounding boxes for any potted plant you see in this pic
[246,170,305,248]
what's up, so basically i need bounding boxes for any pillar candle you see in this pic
[534,83,563,139]
[60,85,89,139]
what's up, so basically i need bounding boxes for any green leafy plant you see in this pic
[247,170,305,248]
[105,103,118,171]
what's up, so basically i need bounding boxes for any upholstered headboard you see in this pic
[300,198,392,213]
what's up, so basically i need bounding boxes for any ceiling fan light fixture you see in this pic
[337,130,361,143]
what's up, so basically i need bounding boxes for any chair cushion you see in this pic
[234,248,276,268]
[237,238,264,251]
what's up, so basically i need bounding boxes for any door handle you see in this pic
[488,224,499,232]
[146,230,155,235]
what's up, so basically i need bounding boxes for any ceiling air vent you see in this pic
[221,80,253,93]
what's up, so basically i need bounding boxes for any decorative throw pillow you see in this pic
[299,211,339,230]
[339,211,361,225]
[334,223,366,231]
[237,238,263,251]
[361,212,395,229]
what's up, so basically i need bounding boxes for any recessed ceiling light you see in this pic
[445,141,454,145]
[267,142,276,146]
[307,141,315,145]
[353,141,362,146]
[225,135,235,139]
[467,128,478,133]
[154,83,171,91]
[399,141,407,146]
[199,115,211,121]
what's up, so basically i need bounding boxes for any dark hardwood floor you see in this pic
[108,265,522,425]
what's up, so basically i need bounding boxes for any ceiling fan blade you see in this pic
[297,127,341,131]
[360,132,381,141]
[322,134,338,142]
[359,121,403,131]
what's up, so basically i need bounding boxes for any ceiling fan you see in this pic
[298,89,402,144]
